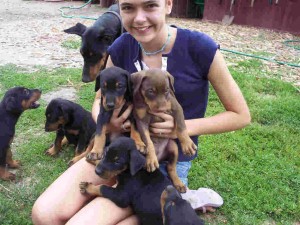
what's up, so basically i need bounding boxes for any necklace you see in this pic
[138,27,171,56]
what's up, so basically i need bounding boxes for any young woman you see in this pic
[31,0,251,224]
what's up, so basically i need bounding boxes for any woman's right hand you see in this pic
[106,100,132,134]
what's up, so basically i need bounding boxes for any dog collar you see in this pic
[103,11,124,35]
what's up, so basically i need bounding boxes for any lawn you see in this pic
[0,59,299,225]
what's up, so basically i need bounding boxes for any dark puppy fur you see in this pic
[85,66,139,165]
[45,98,96,166]
[64,4,123,83]
[0,87,41,181]
[161,185,205,225]
[80,136,172,225]
[130,69,197,192]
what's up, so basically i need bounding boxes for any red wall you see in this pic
[203,0,300,34]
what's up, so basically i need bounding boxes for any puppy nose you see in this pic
[106,102,115,109]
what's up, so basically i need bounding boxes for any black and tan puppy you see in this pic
[161,185,205,225]
[85,66,139,165]
[80,136,172,225]
[64,4,123,83]
[45,98,96,166]
[0,87,41,181]
[131,69,197,192]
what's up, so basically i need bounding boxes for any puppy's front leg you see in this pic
[136,120,159,172]
[86,109,109,165]
[46,129,66,156]
[171,99,197,156]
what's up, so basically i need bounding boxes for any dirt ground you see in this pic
[1,0,299,87]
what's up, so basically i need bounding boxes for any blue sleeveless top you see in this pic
[108,27,218,161]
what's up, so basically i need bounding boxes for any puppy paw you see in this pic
[136,141,147,154]
[79,182,101,196]
[7,160,21,168]
[68,155,82,167]
[79,181,91,194]
[45,145,59,156]
[181,139,197,156]
[0,171,16,181]
[146,153,159,172]
[174,184,187,193]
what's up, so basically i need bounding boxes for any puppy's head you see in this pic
[2,87,41,114]
[45,98,72,132]
[64,7,122,83]
[95,66,131,111]
[161,185,205,225]
[95,137,145,180]
[131,69,175,113]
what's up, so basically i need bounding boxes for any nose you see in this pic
[134,8,147,24]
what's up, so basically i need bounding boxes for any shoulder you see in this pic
[178,28,219,51]
[108,32,136,53]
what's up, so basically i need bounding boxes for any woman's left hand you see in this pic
[149,112,177,139]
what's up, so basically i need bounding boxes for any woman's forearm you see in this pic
[186,110,251,136]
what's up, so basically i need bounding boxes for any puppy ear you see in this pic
[4,96,22,113]
[123,70,132,102]
[130,149,146,176]
[131,71,147,104]
[166,71,175,94]
[64,23,87,37]
[95,72,101,92]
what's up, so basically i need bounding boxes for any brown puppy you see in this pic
[131,69,197,192]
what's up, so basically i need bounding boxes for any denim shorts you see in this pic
[159,161,192,187]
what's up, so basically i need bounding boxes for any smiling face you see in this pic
[118,0,173,46]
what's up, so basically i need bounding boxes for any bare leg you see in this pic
[32,158,115,225]
[66,197,138,225]
[117,215,140,225]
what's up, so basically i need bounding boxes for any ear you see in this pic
[4,96,21,113]
[123,70,132,101]
[166,71,175,93]
[131,71,146,97]
[58,104,70,122]
[95,72,101,92]
[130,149,146,176]
[165,0,173,15]
[64,23,87,37]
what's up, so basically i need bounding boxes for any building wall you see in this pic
[203,0,300,34]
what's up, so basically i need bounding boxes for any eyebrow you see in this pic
[120,0,159,7]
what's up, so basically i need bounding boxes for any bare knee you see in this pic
[32,196,66,225]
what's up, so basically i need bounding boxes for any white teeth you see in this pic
[136,27,148,31]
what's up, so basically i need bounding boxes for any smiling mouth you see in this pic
[134,26,151,31]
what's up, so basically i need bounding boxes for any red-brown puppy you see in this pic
[131,69,197,192]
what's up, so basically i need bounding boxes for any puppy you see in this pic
[80,136,172,225]
[85,66,139,165]
[45,98,96,166]
[161,185,205,225]
[64,4,123,83]
[0,87,41,181]
[130,69,197,192]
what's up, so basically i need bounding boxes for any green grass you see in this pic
[0,60,299,225]
[61,38,81,50]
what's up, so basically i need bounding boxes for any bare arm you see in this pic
[151,50,251,137]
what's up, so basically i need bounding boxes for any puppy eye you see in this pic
[47,114,51,118]
[23,89,29,95]
[102,35,112,43]
[114,156,119,162]
[148,89,155,95]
